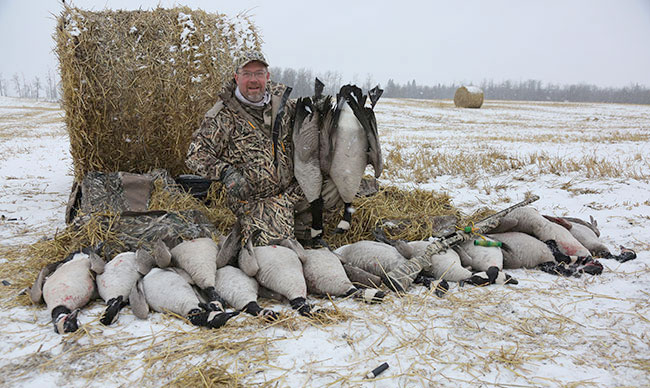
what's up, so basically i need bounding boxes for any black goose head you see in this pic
[53,307,80,334]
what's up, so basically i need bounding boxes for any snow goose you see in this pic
[491,206,591,258]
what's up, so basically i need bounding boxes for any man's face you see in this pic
[235,61,270,102]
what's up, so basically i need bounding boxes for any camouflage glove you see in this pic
[220,165,252,201]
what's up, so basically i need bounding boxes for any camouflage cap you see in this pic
[235,50,269,71]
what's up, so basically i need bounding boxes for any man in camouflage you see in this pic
[186,50,308,246]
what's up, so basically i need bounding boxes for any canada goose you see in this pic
[546,215,637,263]
[238,237,318,317]
[334,240,448,295]
[96,246,170,325]
[490,207,591,259]
[214,265,278,320]
[293,82,325,241]
[29,248,105,333]
[170,237,227,312]
[302,247,384,303]
[487,231,571,268]
[453,238,503,272]
[140,268,238,328]
[328,84,383,234]
[373,230,472,283]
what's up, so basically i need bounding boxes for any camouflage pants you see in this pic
[234,178,343,246]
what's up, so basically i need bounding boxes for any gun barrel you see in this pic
[385,195,539,292]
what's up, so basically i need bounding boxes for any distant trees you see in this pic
[269,66,650,105]
[0,73,7,96]
[6,71,60,101]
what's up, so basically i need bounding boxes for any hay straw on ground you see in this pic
[56,6,262,180]
[323,185,460,247]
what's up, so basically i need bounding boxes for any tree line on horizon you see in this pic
[269,66,650,105]
[2,68,649,105]
[0,71,60,101]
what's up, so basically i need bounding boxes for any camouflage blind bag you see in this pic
[65,169,217,258]
[65,170,168,223]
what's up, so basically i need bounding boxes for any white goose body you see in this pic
[170,238,219,289]
[43,253,96,314]
[142,268,200,316]
[501,207,590,257]
[96,252,143,303]
[214,265,260,311]
[329,102,367,204]
[488,232,558,268]
[564,220,610,257]
[239,244,307,302]
[293,99,323,203]
[302,248,384,302]
[399,240,472,282]
[454,238,503,272]
[334,241,405,279]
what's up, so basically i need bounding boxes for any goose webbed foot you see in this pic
[574,256,603,275]
[414,274,449,297]
[537,261,578,277]
[304,236,330,249]
[290,297,319,318]
[100,295,127,326]
[188,307,238,329]
[612,246,637,263]
[243,301,279,321]
[348,288,385,304]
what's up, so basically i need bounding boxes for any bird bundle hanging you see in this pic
[55,5,262,180]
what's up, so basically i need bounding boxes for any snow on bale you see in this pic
[55,6,262,180]
[454,85,484,108]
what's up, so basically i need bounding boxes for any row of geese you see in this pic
[28,205,634,334]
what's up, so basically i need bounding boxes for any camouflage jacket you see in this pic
[186,79,296,204]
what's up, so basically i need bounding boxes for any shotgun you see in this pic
[385,194,540,292]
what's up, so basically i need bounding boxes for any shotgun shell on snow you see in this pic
[364,362,389,379]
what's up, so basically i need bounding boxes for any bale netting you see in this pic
[56,6,262,180]
[454,85,484,108]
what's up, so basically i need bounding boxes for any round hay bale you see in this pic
[56,6,263,180]
[454,85,484,108]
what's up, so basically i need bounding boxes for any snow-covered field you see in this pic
[1,95,649,387]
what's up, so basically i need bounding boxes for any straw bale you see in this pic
[454,85,484,108]
[56,6,262,180]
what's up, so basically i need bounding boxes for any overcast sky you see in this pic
[1,0,650,91]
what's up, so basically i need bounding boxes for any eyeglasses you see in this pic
[238,70,267,80]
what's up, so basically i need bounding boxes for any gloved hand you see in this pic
[220,165,252,201]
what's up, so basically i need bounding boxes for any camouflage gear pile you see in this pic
[66,169,218,259]
[73,210,217,260]
[187,79,300,245]
[65,169,175,223]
